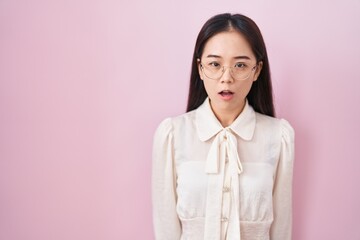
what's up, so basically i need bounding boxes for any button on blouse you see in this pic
[152,98,295,240]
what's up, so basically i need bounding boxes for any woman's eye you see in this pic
[208,62,220,68]
[235,63,246,68]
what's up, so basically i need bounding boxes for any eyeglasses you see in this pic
[199,60,258,81]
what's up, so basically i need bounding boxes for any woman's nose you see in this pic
[220,67,234,83]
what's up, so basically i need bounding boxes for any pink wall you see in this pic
[1,0,359,239]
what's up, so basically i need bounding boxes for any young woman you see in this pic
[152,13,294,240]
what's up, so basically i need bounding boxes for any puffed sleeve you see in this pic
[152,118,181,240]
[270,119,295,240]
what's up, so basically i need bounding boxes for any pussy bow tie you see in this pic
[204,128,243,240]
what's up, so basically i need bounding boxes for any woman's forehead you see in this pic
[202,31,255,60]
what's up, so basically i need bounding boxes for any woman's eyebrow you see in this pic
[234,55,251,60]
[206,54,222,58]
[205,54,251,60]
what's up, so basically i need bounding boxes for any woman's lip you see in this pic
[218,90,234,100]
[218,90,234,94]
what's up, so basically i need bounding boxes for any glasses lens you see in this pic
[202,63,255,81]
[202,65,222,80]
[232,68,251,81]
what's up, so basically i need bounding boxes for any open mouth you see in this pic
[219,90,234,97]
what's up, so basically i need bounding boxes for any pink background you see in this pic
[1,0,359,239]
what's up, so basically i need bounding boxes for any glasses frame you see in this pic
[198,59,258,81]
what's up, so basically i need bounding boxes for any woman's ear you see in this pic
[254,61,263,81]
[197,58,204,80]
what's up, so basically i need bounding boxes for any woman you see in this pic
[152,13,294,240]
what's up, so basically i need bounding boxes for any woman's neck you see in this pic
[210,101,246,128]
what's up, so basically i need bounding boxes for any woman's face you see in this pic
[198,30,262,115]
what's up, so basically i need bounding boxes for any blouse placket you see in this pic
[205,128,243,240]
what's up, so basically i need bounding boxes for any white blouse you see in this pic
[152,98,295,240]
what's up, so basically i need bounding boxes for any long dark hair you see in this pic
[186,13,275,117]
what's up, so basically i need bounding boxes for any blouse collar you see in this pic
[195,97,256,142]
